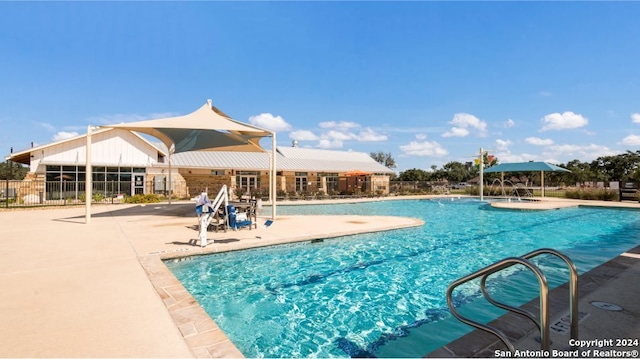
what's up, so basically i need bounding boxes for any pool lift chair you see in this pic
[195,185,230,247]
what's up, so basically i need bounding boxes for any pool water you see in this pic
[165,199,640,358]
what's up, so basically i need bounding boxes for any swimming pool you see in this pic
[165,199,640,358]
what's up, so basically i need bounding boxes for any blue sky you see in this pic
[1,1,639,172]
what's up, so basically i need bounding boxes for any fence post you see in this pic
[4,179,8,209]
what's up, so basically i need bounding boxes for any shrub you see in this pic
[564,188,619,201]
[564,188,581,199]
[124,194,161,204]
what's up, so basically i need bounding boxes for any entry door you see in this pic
[239,176,257,195]
[134,175,145,195]
[295,176,307,193]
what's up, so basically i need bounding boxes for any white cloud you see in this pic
[52,131,79,141]
[504,119,515,128]
[415,133,427,140]
[495,139,512,151]
[36,121,56,132]
[632,113,640,124]
[526,137,554,146]
[357,128,387,141]
[399,141,448,157]
[540,111,588,131]
[442,127,470,138]
[248,113,291,132]
[317,139,343,149]
[290,121,387,149]
[322,130,354,141]
[546,143,618,161]
[442,113,487,137]
[289,130,318,141]
[493,152,519,162]
[621,134,640,146]
[319,121,360,130]
[539,91,552,97]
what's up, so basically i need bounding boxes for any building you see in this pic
[5,128,394,203]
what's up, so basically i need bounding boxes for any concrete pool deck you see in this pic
[0,195,638,357]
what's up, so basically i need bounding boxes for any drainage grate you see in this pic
[590,301,624,311]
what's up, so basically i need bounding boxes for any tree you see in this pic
[397,168,429,181]
[369,151,396,170]
[442,161,471,182]
[0,161,28,180]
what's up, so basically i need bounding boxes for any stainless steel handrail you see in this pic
[446,248,579,353]
[521,248,579,345]
[447,257,549,353]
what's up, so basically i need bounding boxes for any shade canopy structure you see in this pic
[85,100,277,223]
[483,161,570,197]
[103,100,271,153]
[483,161,571,174]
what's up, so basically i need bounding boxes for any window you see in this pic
[45,165,145,199]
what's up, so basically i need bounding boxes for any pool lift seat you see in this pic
[446,248,579,355]
[195,185,230,247]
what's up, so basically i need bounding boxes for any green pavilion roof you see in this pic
[483,161,571,173]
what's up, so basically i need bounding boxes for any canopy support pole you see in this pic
[85,125,94,224]
[541,170,545,197]
[271,132,277,220]
[168,153,172,204]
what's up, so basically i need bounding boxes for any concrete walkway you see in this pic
[0,201,422,358]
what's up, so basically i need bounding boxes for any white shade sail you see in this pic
[103,100,270,153]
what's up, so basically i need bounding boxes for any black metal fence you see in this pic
[0,179,179,208]
[1,179,586,209]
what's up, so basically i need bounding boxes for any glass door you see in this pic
[238,175,257,195]
[134,175,145,195]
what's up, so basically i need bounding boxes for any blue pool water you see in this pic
[165,199,640,358]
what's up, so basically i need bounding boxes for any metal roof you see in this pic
[170,151,270,170]
[169,147,394,173]
[484,161,571,173]
[276,147,375,162]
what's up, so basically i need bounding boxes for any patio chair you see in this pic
[227,204,253,231]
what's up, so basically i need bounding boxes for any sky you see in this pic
[1,1,639,173]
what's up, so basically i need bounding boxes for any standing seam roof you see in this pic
[169,148,394,173]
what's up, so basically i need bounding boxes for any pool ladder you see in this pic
[446,248,578,354]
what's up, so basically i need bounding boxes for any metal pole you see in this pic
[271,132,277,220]
[168,152,172,204]
[4,174,8,209]
[85,125,93,224]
